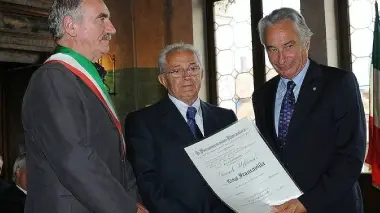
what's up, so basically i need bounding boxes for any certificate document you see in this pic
[184,118,302,213]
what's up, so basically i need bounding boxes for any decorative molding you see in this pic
[0,48,43,64]
[0,34,54,52]
[0,11,50,36]
[0,0,53,64]
[0,0,52,10]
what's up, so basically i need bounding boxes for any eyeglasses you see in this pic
[164,65,201,78]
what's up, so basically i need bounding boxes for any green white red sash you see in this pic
[45,53,126,157]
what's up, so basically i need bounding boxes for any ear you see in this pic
[158,74,168,89]
[15,168,21,178]
[63,15,77,37]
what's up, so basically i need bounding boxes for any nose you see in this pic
[106,20,116,35]
[184,69,191,77]
[277,50,285,65]
[182,68,194,79]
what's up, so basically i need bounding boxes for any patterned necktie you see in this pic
[186,107,204,140]
[278,81,296,149]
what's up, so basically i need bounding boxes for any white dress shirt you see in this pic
[168,94,204,135]
[16,184,27,195]
[274,59,310,135]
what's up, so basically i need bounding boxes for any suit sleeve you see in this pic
[22,67,137,213]
[230,109,238,122]
[125,112,193,213]
[252,91,263,131]
[252,92,258,118]
[298,71,366,212]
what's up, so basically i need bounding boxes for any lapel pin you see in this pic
[313,87,316,91]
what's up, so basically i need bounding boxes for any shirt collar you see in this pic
[168,93,201,112]
[16,184,27,195]
[280,58,310,86]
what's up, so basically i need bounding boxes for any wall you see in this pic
[192,0,208,101]
[300,0,339,67]
[324,0,338,67]
[103,0,195,127]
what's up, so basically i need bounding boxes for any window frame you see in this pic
[205,0,266,105]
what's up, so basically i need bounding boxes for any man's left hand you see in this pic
[271,199,306,213]
[137,203,149,213]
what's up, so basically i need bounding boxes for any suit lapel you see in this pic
[200,101,219,138]
[264,76,281,153]
[287,60,324,143]
[158,98,197,146]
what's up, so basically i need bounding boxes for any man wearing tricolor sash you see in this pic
[21,0,147,212]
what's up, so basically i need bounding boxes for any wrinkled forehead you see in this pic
[264,20,300,45]
[167,50,199,66]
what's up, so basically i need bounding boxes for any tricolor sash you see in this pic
[45,53,126,157]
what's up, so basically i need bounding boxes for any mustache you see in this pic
[102,33,113,40]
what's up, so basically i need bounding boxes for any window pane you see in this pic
[348,0,376,173]
[263,0,300,16]
[213,0,300,119]
[214,0,254,119]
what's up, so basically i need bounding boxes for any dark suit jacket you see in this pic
[252,60,366,213]
[0,183,26,213]
[22,62,138,213]
[0,180,10,194]
[125,97,237,213]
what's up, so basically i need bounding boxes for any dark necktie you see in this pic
[278,81,296,149]
[186,107,204,140]
[93,62,107,81]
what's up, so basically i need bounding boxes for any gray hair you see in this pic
[48,0,84,40]
[158,43,203,74]
[12,153,26,182]
[258,7,313,47]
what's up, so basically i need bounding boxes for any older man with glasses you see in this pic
[125,43,237,213]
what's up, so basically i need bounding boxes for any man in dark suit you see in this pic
[125,43,237,213]
[252,8,366,213]
[0,153,27,213]
[22,0,147,212]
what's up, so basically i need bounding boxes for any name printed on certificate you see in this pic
[184,118,302,213]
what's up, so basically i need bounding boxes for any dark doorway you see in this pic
[0,62,39,181]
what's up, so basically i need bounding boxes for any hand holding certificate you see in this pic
[184,118,302,213]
